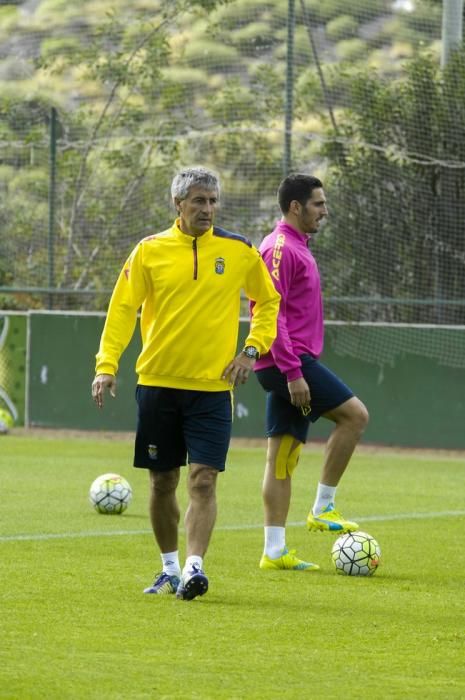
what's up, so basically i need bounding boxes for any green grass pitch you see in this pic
[1,433,465,699]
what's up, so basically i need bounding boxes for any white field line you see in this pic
[1,510,465,543]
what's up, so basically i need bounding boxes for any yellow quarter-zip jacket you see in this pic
[95,220,280,391]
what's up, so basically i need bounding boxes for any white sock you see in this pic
[183,555,203,575]
[264,526,286,559]
[313,483,337,515]
[161,551,181,577]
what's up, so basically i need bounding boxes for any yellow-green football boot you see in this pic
[259,548,320,571]
[307,503,359,533]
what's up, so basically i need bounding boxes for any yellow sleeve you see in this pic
[243,250,280,355]
[95,243,148,376]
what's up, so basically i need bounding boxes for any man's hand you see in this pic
[92,373,116,409]
[288,377,311,412]
[222,352,256,387]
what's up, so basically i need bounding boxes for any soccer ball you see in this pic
[0,407,14,433]
[89,473,132,514]
[331,531,381,576]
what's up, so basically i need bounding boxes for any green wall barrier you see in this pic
[27,313,465,449]
[0,313,27,428]
[28,312,141,431]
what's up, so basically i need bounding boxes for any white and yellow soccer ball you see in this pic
[331,531,381,576]
[89,473,132,514]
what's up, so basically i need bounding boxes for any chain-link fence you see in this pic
[1,0,464,338]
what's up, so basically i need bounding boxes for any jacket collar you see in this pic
[275,219,312,245]
[173,218,214,245]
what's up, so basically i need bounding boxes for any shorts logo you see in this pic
[148,444,158,460]
[215,257,225,274]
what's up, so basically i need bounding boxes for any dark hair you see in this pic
[277,174,323,214]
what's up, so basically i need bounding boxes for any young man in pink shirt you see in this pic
[254,173,369,571]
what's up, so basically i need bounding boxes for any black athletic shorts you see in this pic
[134,386,233,472]
[255,354,354,443]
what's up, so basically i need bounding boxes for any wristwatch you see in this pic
[242,345,260,361]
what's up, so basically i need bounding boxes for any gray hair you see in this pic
[171,166,221,202]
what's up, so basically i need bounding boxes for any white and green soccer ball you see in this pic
[89,473,132,514]
[0,407,14,433]
[331,531,381,576]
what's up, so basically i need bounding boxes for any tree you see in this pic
[0,0,231,310]
[316,49,465,324]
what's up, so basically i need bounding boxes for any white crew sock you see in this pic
[313,483,337,515]
[264,526,286,559]
[161,551,181,577]
[183,555,204,575]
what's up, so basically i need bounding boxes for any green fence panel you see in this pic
[322,324,465,450]
[27,314,465,449]
[28,312,141,430]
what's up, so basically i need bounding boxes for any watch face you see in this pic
[244,346,259,359]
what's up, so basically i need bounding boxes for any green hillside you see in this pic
[0,0,442,113]
[4,0,463,326]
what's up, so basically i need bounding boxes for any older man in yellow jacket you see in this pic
[92,165,280,600]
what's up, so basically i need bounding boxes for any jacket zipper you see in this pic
[192,238,198,280]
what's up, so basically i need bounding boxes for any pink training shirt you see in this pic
[254,220,324,382]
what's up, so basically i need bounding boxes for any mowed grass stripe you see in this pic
[2,437,465,699]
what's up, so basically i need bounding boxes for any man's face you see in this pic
[176,185,219,236]
[294,187,328,234]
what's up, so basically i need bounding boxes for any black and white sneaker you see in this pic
[176,565,208,600]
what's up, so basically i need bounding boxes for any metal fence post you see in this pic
[441,0,464,67]
[48,107,57,310]
[284,0,295,176]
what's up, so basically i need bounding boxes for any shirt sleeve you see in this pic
[261,245,303,382]
[95,242,148,376]
[242,248,280,356]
